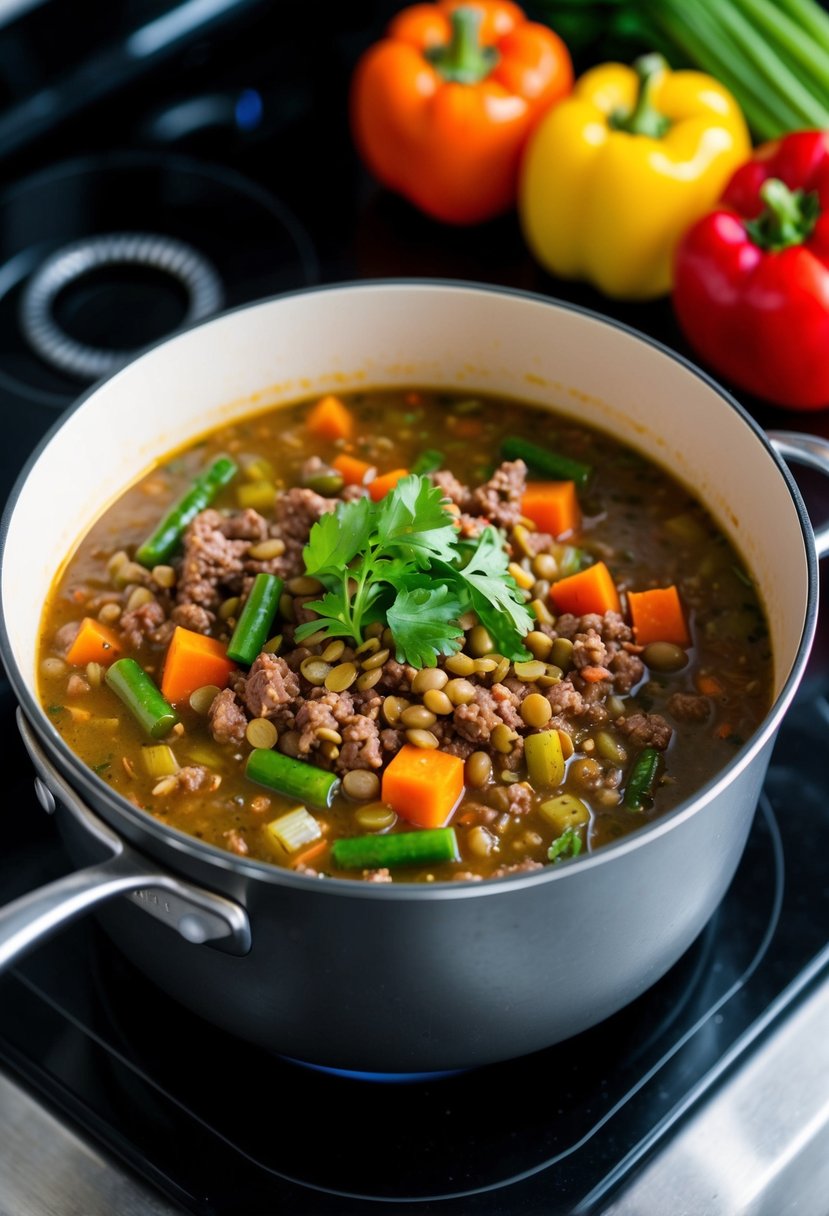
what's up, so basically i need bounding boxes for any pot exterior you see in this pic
[55,723,771,1072]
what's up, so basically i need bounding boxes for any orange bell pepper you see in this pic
[350,1,573,225]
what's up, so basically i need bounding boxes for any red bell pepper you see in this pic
[673,130,829,411]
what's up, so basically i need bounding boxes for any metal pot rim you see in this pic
[0,278,818,900]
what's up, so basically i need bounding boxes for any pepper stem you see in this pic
[610,53,671,139]
[745,177,821,252]
[424,6,499,85]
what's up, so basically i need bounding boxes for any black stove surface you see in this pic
[0,3,828,1214]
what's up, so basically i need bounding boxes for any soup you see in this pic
[37,389,773,882]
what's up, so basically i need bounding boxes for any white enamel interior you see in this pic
[1,282,809,705]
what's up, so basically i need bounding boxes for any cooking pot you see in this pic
[1,282,827,1073]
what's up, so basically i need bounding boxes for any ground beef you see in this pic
[490,781,533,816]
[471,459,527,528]
[208,688,248,744]
[243,653,300,720]
[337,715,384,771]
[571,626,609,670]
[545,678,588,719]
[489,859,545,878]
[362,867,393,883]
[268,487,336,580]
[295,695,344,755]
[120,600,169,649]
[379,727,404,755]
[667,692,711,723]
[223,829,249,856]
[376,659,414,695]
[171,602,215,634]
[178,764,216,792]
[53,621,81,654]
[517,529,556,557]
[176,508,251,615]
[608,649,645,694]
[453,685,511,745]
[615,712,673,750]
[433,469,472,510]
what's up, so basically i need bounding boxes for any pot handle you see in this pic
[768,430,829,559]
[0,712,251,973]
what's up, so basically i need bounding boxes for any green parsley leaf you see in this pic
[386,585,464,668]
[303,496,373,578]
[295,474,534,667]
[548,827,584,864]
[375,474,458,566]
[449,527,533,660]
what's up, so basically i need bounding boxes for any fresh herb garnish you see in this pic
[296,473,532,667]
[548,826,584,864]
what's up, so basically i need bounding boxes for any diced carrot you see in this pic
[521,481,581,538]
[696,672,724,698]
[628,585,690,648]
[381,743,465,829]
[549,561,621,617]
[292,839,329,869]
[333,453,374,487]
[580,665,611,682]
[306,394,354,441]
[65,617,123,667]
[713,721,733,740]
[368,468,409,501]
[160,626,236,704]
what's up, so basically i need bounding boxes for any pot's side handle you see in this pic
[0,712,252,973]
[769,430,829,560]
[0,853,171,972]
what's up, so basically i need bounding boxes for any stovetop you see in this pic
[0,3,828,1214]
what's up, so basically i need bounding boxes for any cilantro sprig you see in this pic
[295,474,532,667]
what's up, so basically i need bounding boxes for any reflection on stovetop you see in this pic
[1,673,828,1214]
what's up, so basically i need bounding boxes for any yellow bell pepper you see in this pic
[518,54,751,300]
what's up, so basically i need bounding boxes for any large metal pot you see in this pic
[1,282,827,1073]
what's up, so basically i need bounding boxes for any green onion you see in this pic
[332,827,459,870]
[227,573,283,666]
[105,658,180,739]
[412,449,444,475]
[246,748,340,808]
[135,455,238,567]
[501,437,592,489]
[623,747,661,812]
[649,0,829,139]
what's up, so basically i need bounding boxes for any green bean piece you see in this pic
[105,658,180,739]
[246,748,340,808]
[135,456,238,567]
[501,437,592,489]
[411,449,444,476]
[227,574,283,666]
[332,828,459,871]
[623,747,662,812]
